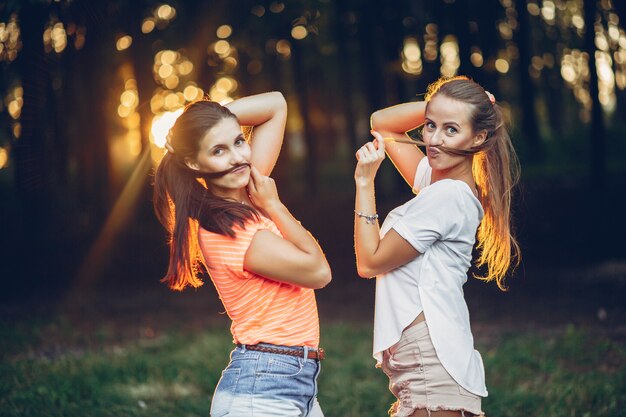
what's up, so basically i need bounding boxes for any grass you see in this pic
[482,325,626,417]
[1,319,625,417]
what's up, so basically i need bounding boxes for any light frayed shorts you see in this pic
[210,343,324,417]
[381,321,484,417]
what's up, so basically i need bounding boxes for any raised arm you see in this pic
[354,133,420,278]
[370,101,427,187]
[244,166,331,289]
[225,91,287,176]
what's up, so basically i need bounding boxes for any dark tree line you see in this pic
[0,0,623,296]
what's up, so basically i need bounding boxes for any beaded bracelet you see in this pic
[354,210,379,224]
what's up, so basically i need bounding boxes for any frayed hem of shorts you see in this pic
[389,401,485,417]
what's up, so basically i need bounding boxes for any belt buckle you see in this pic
[316,347,325,361]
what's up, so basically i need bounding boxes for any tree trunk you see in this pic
[9,2,50,295]
[356,2,385,117]
[452,0,476,79]
[472,0,503,92]
[291,40,317,195]
[127,1,156,154]
[332,0,359,153]
[584,0,605,189]
[514,0,542,159]
[14,2,50,197]
[543,66,565,137]
[72,0,113,217]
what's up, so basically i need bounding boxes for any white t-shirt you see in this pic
[373,157,488,397]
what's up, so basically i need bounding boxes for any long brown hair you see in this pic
[153,100,259,291]
[425,76,521,290]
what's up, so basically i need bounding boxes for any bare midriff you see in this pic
[407,312,426,329]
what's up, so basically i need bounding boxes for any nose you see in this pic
[230,147,246,164]
[428,129,444,146]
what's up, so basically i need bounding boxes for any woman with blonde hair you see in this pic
[353,76,520,417]
[153,92,331,417]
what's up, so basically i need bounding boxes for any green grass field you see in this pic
[1,319,625,417]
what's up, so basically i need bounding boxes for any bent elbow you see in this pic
[370,111,382,130]
[270,91,287,110]
[356,265,376,279]
[311,264,332,289]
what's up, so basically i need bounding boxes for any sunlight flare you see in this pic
[151,109,184,148]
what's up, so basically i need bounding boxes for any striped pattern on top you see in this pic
[198,216,320,348]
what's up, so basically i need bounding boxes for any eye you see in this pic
[212,147,224,156]
[425,122,435,130]
[446,126,458,134]
[234,137,245,146]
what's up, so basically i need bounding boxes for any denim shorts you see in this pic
[210,343,324,417]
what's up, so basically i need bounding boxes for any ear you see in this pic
[184,157,200,171]
[473,130,487,147]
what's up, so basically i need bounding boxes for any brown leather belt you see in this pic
[237,344,325,361]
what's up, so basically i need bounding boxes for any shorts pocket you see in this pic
[387,344,421,372]
[257,356,304,378]
[458,384,479,399]
[210,368,241,417]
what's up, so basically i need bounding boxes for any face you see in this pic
[185,117,251,198]
[422,94,485,173]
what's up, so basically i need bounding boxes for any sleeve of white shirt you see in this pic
[392,183,464,254]
[412,157,432,193]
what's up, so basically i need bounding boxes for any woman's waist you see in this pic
[232,320,320,348]
[235,342,324,360]
[235,336,320,350]
[221,288,318,322]
[406,311,426,328]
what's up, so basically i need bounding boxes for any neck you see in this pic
[431,160,476,194]
[211,187,250,204]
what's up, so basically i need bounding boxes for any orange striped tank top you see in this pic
[198,216,320,348]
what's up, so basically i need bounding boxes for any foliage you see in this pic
[1,319,625,417]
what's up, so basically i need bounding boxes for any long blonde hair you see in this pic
[425,76,521,290]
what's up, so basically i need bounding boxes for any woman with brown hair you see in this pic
[153,92,331,417]
[353,76,520,417]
